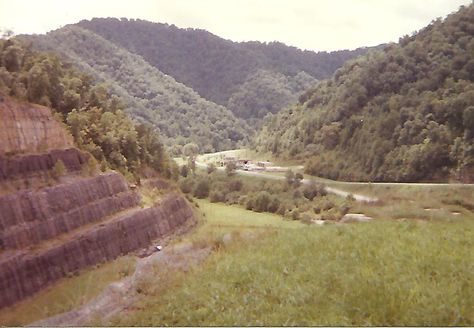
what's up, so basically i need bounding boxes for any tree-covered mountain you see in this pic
[0,37,176,179]
[227,70,317,126]
[255,4,474,183]
[21,26,251,154]
[75,18,371,114]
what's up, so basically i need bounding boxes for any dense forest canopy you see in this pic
[255,4,474,183]
[227,70,317,126]
[76,18,372,105]
[0,37,176,180]
[14,18,374,151]
[21,26,252,154]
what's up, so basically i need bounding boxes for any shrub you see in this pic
[301,213,313,225]
[293,189,302,199]
[254,191,272,212]
[267,197,280,213]
[318,197,335,211]
[207,163,216,174]
[276,204,286,216]
[225,162,237,176]
[87,156,98,174]
[246,197,254,210]
[238,195,247,206]
[179,177,195,194]
[210,190,225,203]
[52,159,67,179]
[340,203,351,216]
[285,169,295,186]
[193,179,210,198]
[302,180,325,200]
[180,165,189,177]
[228,179,243,192]
[291,209,300,220]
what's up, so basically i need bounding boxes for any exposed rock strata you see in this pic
[0,148,89,180]
[0,172,132,236]
[0,195,195,309]
[0,95,197,311]
[0,95,72,155]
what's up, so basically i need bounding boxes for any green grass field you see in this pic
[172,199,302,247]
[113,207,474,326]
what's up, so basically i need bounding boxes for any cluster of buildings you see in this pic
[218,156,285,172]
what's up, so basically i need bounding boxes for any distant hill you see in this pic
[227,70,317,126]
[75,18,372,117]
[21,26,252,153]
[255,4,474,182]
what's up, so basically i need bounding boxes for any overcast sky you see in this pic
[0,0,471,51]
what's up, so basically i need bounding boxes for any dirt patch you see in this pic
[30,242,212,326]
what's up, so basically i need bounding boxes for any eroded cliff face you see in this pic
[0,94,72,155]
[0,148,90,181]
[0,95,196,309]
[0,195,195,309]
[0,172,140,249]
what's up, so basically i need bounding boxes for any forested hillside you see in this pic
[227,70,316,126]
[75,18,371,118]
[0,37,176,180]
[256,4,474,182]
[21,26,251,153]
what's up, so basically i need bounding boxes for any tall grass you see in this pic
[114,219,474,326]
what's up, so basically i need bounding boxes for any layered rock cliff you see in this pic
[0,94,72,155]
[0,95,196,309]
[0,195,195,309]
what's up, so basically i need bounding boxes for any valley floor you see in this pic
[1,190,473,326]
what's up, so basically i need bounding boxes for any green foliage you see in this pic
[227,70,316,125]
[180,165,189,178]
[21,26,252,152]
[225,162,237,176]
[51,160,66,180]
[302,180,326,200]
[255,5,474,182]
[179,177,195,194]
[284,169,295,186]
[0,38,173,178]
[74,18,371,107]
[252,191,272,212]
[193,179,211,199]
[178,172,345,221]
[81,157,98,177]
[206,163,216,174]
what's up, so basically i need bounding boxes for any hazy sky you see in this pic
[0,0,471,51]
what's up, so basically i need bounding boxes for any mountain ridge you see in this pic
[255,4,474,183]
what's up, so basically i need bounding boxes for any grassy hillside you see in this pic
[22,26,251,153]
[76,18,371,106]
[111,198,474,326]
[255,4,474,183]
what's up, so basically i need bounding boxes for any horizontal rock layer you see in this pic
[0,195,195,310]
[0,172,136,248]
[0,148,89,181]
[0,94,72,155]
